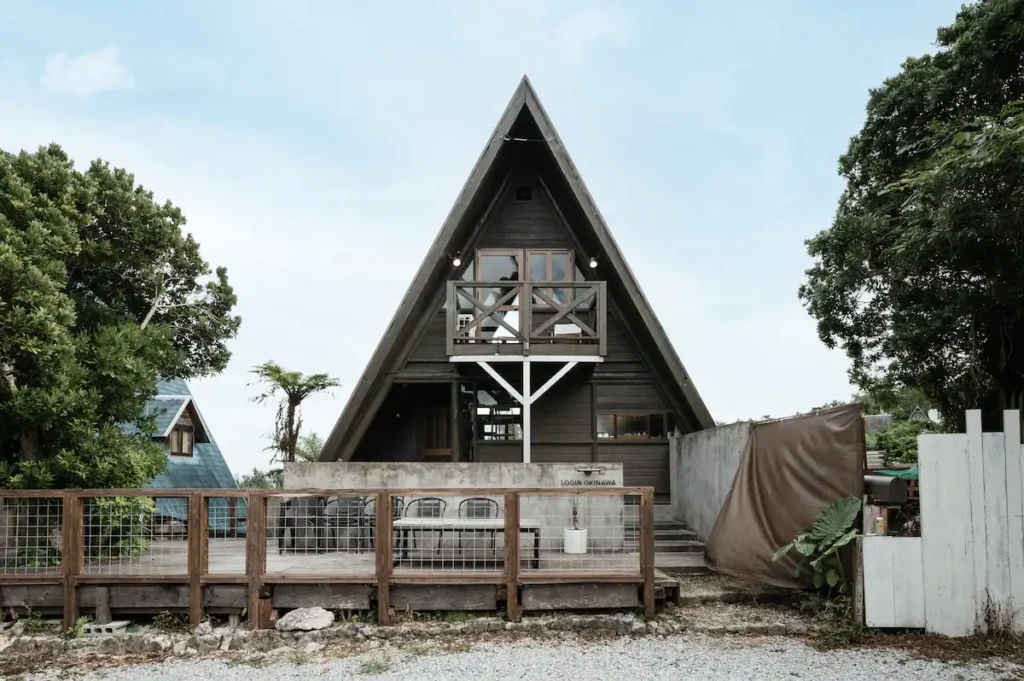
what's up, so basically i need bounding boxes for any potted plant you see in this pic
[563,494,587,554]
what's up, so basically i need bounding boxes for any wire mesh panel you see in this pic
[518,491,641,576]
[0,495,63,577]
[82,495,189,576]
[265,493,375,577]
[206,495,248,575]
[391,493,505,578]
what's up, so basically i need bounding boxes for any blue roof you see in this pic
[120,378,242,528]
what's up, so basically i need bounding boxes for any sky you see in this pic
[0,0,967,477]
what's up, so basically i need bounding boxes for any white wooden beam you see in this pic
[476,361,524,404]
[1004,410,1024,634]
[528,361,578,406]
[522,361,531,464]
[450,355,602,363]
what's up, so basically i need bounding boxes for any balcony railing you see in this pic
[446,280,607,357]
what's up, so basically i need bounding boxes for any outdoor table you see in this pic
[392,517,541,569]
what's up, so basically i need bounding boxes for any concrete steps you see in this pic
[624,511,709,567]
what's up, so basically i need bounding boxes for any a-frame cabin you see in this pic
[320,76,714,500]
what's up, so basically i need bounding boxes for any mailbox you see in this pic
[864,474,908,504]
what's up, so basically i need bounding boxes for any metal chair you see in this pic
[458,497,500,553]
[405,497,447,556]
[323,496,365,551]
[362,495,405,549]
[278,496,327,554]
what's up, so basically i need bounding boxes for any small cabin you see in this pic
[319,78,715,504]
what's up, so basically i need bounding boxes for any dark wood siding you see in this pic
[474,444,592,464]
[594,383,670,495]
[592,314,650,376]
[596,444,671,495]
[372,161,676,496]
[531,380,591,443]
[408,313,449,362]
[476,172,573,250]
[594,383,666,413]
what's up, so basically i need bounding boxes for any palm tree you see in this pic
[250,362,340,464]
[295,432,325,463]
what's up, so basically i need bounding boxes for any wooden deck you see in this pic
[76,538,644,579]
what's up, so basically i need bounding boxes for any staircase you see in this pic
[624,503,710,574]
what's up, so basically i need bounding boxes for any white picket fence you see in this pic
[863,410,1024,635]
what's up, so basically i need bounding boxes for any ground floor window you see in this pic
[596,412,675,440]
[476,388,523,441]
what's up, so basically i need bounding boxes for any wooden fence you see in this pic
[860,410,1024,635]
[0,487,656,629]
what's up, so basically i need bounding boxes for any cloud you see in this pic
[558,8,627,63]
[40,46,133,97]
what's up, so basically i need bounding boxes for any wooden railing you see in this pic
[446,281,607,357]
[0,487,655,629]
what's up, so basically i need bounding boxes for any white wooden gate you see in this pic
[862,410,1024,635]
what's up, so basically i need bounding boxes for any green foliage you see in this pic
[854,385,933,421]
[774,497,862,592]
[152,610,190,633]
[295,432,324,463]
[0,144,240,489]
[250,363,339,463]
[83,497,156,558]
[19,608,55,635]
[568,494,582,529]
[64,615,90,639]
[866,419,931,464]
[236,467,282,489]
[799,0,1024,430]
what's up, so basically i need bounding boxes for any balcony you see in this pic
[445,280,607,358]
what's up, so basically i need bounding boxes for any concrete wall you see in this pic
[668,422,751,541]
[283,462,627,550]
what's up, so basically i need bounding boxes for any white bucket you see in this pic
[563,528,588,554]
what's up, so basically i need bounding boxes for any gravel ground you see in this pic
[18,635,1020,681]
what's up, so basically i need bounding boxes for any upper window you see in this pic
[596,413,673,440]
[169,425,194,456]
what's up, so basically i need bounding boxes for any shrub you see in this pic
[773,496,862,593]
[866,419,931,464]
[83,497,156,559]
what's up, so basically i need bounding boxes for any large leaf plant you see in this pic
[773,496,862,592]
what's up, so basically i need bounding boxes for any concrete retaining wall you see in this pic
[669,422,751,541]
[283,462,627,550]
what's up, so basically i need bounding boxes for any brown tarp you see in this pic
[703,404,865,588]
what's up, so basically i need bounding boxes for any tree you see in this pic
[250,363,339,464]
[295,432,324,463]
[236,467,282,489]
[853,385,933,420]
[799,0,1024,430]
[866,420,931,465]
[0,145,240,489]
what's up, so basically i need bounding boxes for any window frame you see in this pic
[169,424,195,457]
[473,386,524,442]
[596,412,673,441]
[475,248,575,310]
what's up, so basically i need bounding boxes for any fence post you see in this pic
[375,491,392,625]
[61,491,81,630]
[246,492,266,629]
[188,492,204,626]
[504,491,521,622]
[640,488,656,618]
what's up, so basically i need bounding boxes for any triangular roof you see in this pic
[122,378,239,493]
[321,76,714,461]
[907,406,930,422]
